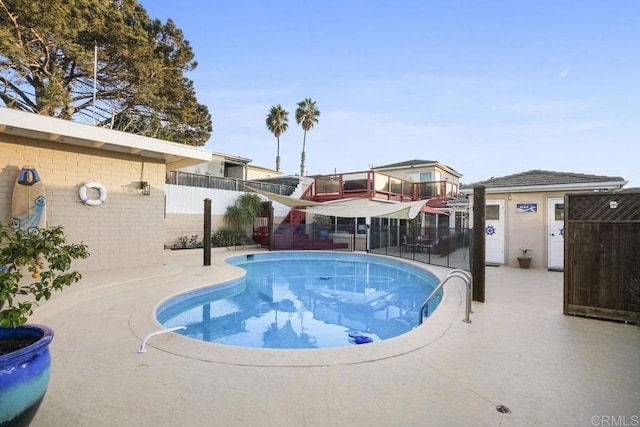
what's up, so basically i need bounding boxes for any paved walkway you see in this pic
[29,249,639,427]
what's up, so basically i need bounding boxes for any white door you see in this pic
[485,200,505,264]
[547,198,565,269]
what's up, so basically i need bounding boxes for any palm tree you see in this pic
[295,98,320,176]
[265,105,289,172]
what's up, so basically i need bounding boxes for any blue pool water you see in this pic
[157,252,442,349]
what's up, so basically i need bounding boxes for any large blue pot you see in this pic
[0,324,53,427]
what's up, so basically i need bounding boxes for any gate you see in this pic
[564,192,640,322]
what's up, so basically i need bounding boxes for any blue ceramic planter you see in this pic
[0,324,53,427]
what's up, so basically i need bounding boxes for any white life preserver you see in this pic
[79,182,107,206]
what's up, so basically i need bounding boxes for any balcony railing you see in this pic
[166,171,296,195]
[312,170,458,202]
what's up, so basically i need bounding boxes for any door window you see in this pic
[486,205,500,221]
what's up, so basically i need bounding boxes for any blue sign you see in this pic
[516,203,538,213]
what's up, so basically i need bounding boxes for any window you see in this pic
[486,205,500,220]
[420,171,434,182]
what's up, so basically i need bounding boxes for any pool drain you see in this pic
[496,405,511,414]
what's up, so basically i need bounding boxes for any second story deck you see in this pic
[309,170,458,207]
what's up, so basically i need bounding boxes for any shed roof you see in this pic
[461,170,627,193]
[0,107,212,170]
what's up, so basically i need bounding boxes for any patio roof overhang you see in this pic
[0,107,212,170]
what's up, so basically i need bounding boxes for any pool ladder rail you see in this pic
[419,269,472,325]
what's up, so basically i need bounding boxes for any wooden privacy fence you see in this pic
[564,192,640,323]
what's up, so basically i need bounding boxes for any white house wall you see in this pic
[469,189,576,268]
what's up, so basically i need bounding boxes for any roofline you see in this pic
[460,181,628,194]
[373,161,463,178]
[0,107,212,170]
[211,151,253,164]
[247,164,282,173]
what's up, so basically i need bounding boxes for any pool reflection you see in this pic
[158,253,441,349]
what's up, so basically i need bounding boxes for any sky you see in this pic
[139,1,640,187]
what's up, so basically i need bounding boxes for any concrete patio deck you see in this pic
[29,249,639,427]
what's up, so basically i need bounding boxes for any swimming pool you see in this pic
[157,252,442,349]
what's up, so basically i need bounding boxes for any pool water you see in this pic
[157,252,442,349]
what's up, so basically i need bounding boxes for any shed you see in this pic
[462,170,627,269]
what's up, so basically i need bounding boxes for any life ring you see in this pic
[79,182,107,206]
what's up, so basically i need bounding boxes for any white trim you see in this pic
[460,181,626,194]
[0,107,212,169]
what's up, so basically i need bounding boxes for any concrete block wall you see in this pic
[165,214,225,248]
[0,135,166,272]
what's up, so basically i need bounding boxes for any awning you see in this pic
[421,205,449,216]
[305,198,428,219]
[246,186,442,219]
[244,185,323,207]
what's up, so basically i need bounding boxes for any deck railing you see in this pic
[312,170,458,202]
[166,171,296,195]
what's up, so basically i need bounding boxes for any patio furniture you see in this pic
[402,235,421,253]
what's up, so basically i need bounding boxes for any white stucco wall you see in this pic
[470,189,575,268]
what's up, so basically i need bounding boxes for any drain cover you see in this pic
[496,405,511,414]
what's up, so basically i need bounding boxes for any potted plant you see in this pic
[517,248,533,269]
[1,224,89,426]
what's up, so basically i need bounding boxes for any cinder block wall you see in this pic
[0,135,165,272]
[165,214,225,248]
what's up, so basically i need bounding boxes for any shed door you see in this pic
[485,200,505,264]
[547,198,565,269]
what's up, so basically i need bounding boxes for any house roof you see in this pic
[373,159,462,177]
[461,170,627,193]
[0,107,212,170]
[211,151,252,164]
[374,159,438,169]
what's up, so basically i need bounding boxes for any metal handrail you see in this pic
[419,269,473,325]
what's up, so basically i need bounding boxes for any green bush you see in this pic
[211,227,253,248]
[177,235,200,249]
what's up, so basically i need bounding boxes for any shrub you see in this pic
[211,227,252,248]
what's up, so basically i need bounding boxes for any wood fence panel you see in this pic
[564,192,640,323]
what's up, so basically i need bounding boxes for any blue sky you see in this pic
[139,1,639,187]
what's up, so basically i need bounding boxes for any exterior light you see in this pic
[141,181,151,195]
